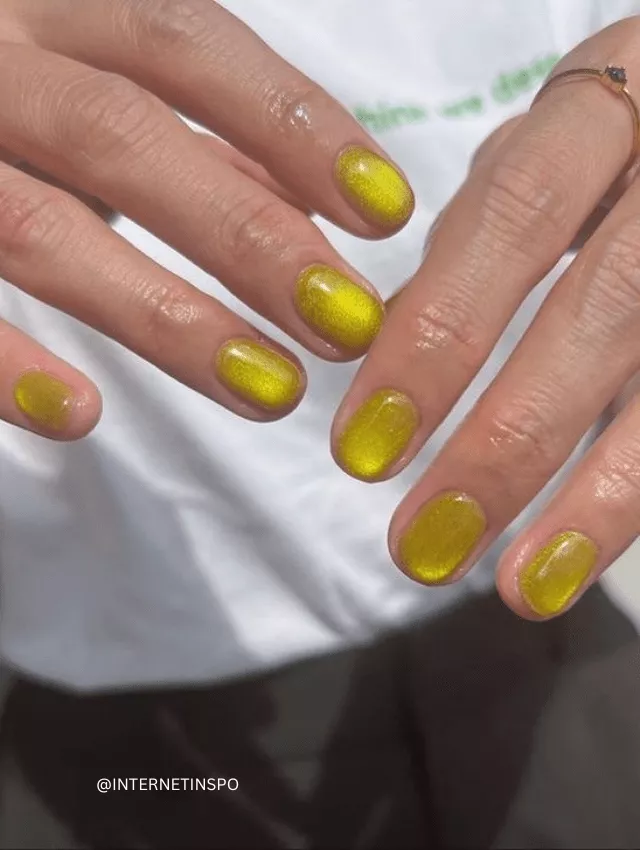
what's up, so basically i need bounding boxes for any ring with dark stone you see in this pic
[532,64,640,175]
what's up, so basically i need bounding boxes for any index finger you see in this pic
[18,0,415,237]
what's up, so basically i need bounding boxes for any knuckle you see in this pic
[596,439,640,515]
[412,295,484,367]
[57,72,164,170]
[130,0,214,50]
[480,157,569,258]
[261,83,325,135]
[481,399,562,478]
[0,179,78,262]
[141,281,203,353]
[217,194,292,264]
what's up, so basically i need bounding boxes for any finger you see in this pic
[496,397,640,620]
[469,113,640,250]
[0,162,306,421]
[18,0,415,236]
[387,149,640,587]
[469,115,524,171]
[15,159,117,223]
[197,134,310,214]
[0,43,384,359]
[332,18,640,482]
[9,130,309,225]
[7,132,308,222]
[0,320,100,439]
[462,110,630,254]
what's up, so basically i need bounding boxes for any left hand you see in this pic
[332,16,640,620]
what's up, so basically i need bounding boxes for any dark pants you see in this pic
[0,587,639,849]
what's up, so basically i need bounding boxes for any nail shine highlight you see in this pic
[335,147,414,229]
[398,492,486,584]
[216,340,302,412]
[337,389,418,480]
[295,265,384,352]
[519,531,598,617]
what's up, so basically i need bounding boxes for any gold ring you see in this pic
[532,65,640,174]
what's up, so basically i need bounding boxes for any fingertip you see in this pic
[63,384,104,441]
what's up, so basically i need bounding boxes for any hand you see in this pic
[0,0,413,438]
[332,17,640,620]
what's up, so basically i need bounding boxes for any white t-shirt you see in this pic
[0,0,635,690]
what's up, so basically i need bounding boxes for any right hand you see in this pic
[0,0,414,438]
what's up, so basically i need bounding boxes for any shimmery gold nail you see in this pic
[337,389,418,480]
[295,265,384,352]
[216,339,301,411]
[519,531,598,617]
[335,147,414,229]
[398,491,486,584]
[13,371,74,431]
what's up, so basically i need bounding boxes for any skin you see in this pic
[0,0,414,437]
[333,15,640,619]
[4,1,640,621]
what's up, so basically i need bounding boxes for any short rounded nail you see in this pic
[335,146,414,229]
[295,265,384,353]
[518,531,598,617]
[14,371,74,431]
[397,491,486,584]
[336,388,418,481]
[215,339,302,412]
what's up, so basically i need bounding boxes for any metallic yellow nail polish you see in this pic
[13,371,74,431]
[398,492,486,584]
[295,265,384,352]
[335,147,414,229]
[216,339,301,411]
[337,389,418,480]
[519,531,598,617]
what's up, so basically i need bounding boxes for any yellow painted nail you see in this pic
[295,265,384,352]
[337,389,418,481]
[398,491,486,584]
[216,339,301,412]
[519,531,598,617]
[14,371,74,431]
[335,147,414,229]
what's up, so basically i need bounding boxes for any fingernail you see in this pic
[335,147,414,229]
[519,531,598,617]
[295,265,384,352]
[216,339,302,412]
[337,388,418,481]
[398,491,486,584]
[14,371,74,431]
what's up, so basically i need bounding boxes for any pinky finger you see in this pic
[497,399,640,620]
[0,319,101,439]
